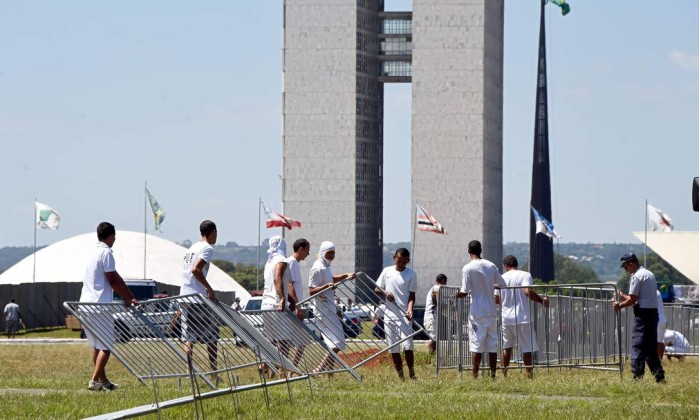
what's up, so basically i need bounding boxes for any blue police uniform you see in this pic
[628,266,665,382]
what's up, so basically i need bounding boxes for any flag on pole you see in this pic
[262,202,301,230]
[35,201,61,230]
[146,188,166,232]
[647,203,674,232]
[416,202,446,234]
[531,206,561,239]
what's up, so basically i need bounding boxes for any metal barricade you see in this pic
[64,294,302,389]
[435,283,624,376]
[661,303,699,357]
[293,271,427,370]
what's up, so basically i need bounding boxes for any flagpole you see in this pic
[411,200,417,268]
[644,198,647,266]
[256,197,261,291]
[33,199,37,283]
[144,181,147,279]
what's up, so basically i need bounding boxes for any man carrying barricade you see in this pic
[613,253,666,383]
[456,240,506,379]
[494,255,548,378]
[262,235,294,373]
[375,248,418,380]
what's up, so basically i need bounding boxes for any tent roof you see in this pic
[632,231,699,285]
[0,231,250,300]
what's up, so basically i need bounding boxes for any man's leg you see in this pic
[523,352,533,379]
[391,352,404,379]
[207,342,218,372]
[643,317,665,383]
[501,347,512,378]
[472,352,481,379]
[657,342,665,360]
[405,350,415,379]
[630,317,645,379]
[488,352,497,378]
[92,349,110,382]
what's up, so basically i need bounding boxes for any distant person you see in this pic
[495,255,549,378]
[663,329,690,361]
[613,253,665,383]
[309,241,355,372]
[3,298,23,339]
[80,222,137,392]
[376,248,418,380]
[179,220,220,377]
[371,303,386,339]
[424,274,448,354]
[231,297,241,311]
[656,289,668,359]
[456,240,506,379]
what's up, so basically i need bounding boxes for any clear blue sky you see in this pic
[1,1,698,248]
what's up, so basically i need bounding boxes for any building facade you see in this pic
[282,0,503,302]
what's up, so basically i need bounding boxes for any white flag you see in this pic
[35,201,61,230]
[531,206,561,239]
[647,203,673,232]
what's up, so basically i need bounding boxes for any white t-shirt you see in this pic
[461,259,506,318]
[495,269,534,325]
[80,242,116,303]
[4,303,20,321]
[376,265,417,320]
[424,284,441,322]
[262,253,290,307]
[656,291,667,323]
[180,241,214,296]
[287,256,304,303]
[664,329,689,351]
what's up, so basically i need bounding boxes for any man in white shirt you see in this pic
[456,240,506,379]
[664,329,690,361]
[80,222,137,392]
[3,299,23,338]
[287,238,310,366]
[179,220,219,372]
[494,255,548,378]
[424,274,447,354]
[376,248,417,380]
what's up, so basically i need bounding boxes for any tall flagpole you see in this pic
[644,198,648,266]
[33,199,37,283]
[256,197,262,291]
[144,181,147,279]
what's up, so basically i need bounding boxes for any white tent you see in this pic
[633,231,699,285]
[0,231,250,303]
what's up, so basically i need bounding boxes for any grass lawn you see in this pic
[4,328,83,339]
[0,343,697,419]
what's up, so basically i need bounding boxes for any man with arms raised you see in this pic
[375,248,417,380]
[80,222,137,391]
[456,240,506,379]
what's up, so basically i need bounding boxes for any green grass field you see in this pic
[0,342,697,419]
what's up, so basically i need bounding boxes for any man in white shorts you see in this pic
[456,240,506,379]
[179,220,219,374]
[424,274,447,354]
[80,222,137,391]
[287,238,311,366]
[376,248,417,379]
[495,255,548,378]
[262,236,292,354]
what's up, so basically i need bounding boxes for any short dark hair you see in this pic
[10,298,15,303]
[293,238,310,252]
[468,240,482,256]
[436,274,447,284]
[394,248,410,258]
[200,220,217,236]
[97,222,115,241]
[503,255,518,268]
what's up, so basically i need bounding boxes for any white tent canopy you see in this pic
[633,231,699,285]
[0,230,250,302]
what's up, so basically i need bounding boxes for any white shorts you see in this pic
[424,317,436,340]
[468,317,497,353]
[657,320,667,344]
[84,311,115,351]
[502,323,539,353]
[385,317,414,353]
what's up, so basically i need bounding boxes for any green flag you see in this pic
[549,0,571,16]
[146,188,166,232]
[35,201,61,230]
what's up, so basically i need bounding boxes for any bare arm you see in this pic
[406,291,416,320]
[191,258,216,301]
[274,262,287,311]
[105,271,137,307]
[524,287,549,307]
[613,294,638,312]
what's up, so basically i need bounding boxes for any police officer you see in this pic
[613,253,665,382]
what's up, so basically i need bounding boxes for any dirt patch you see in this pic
[339,349,392,368]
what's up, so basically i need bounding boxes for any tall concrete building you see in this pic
[282,0,503,302]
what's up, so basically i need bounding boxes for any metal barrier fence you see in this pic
[290,271,427,370]
[435,283,624,376]
[662,303,699,357]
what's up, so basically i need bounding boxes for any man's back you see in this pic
[499,270,533,325]
[4,302,19,320]
[461,259,505,318]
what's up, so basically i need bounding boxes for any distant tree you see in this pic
[212,261,263,292]
[212,259,235,273]
[525,253,598,284]
[225,241,239,247]
[617,252,692,293]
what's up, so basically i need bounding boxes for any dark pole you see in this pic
[529,0,555,282]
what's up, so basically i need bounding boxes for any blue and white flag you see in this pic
[531,206,561,239]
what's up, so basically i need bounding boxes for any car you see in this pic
[342,312,363,338]
[348,305,372,321]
